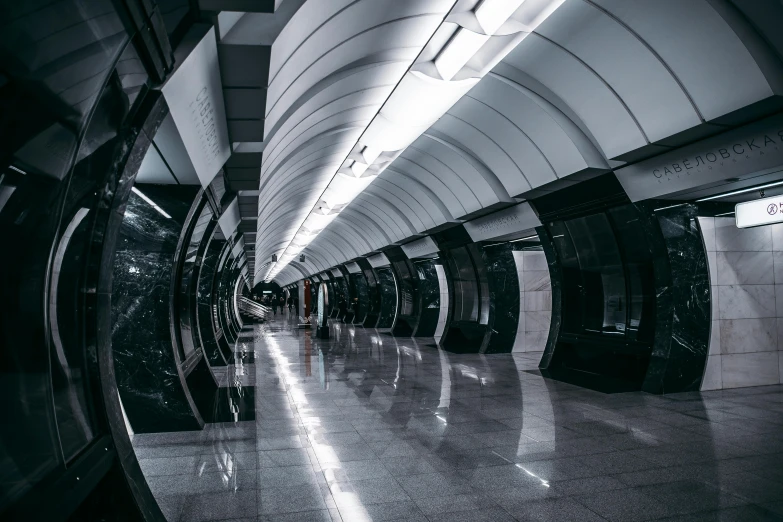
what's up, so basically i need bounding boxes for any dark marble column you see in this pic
[483,244,522,353]
[197,234,227,366]
[375,267,397,328]
[411,259,440,337]
[350,272,369,325]
[387,247,420,336]
[357,258,380,327]
[641,203,710,394]
[111,182,203,433]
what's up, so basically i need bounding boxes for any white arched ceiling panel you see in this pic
[352,197,411,242]
[266,1,454,130]
[355,193,419,239]
[473,74,608,178]
[372,177,448,229]
[537,0,702,143]
[593,0,783,122]
[327,221,375,255]
[257,0,460,283]
[502,34,647,159]
[340,209,394,248]
[383,170,456,224]
[415,134,514,211]
[263,61,410,174]
[364,184,430,233]
[433,108,540,196]
[386,158,466,219]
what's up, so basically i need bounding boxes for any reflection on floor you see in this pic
[132,313,783,521]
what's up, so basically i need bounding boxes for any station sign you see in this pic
[736,195,783,229]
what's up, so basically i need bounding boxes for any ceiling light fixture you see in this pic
[131,186,171,219]
[263,0,566,282]
[695,179,783,202]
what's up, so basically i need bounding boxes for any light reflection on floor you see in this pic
[132,312,783,521]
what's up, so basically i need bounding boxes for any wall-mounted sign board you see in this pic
[366,253,390,268]
[736,195,783,229]
[162,25,231,189]
[463,202,541,242]
[400,236,439,259]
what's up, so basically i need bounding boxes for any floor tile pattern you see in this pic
[133,313,783,521]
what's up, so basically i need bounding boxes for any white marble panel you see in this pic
[715,217,772,251]
[698,217,716,252]
[719,318,777,354]
[524,291,552,312]
[700,355,722,391]
[711,285,719,321]
[778,285,783,318]
[524,331,548,352]
[716,251,774,285]
[709,320,720,356]
[523,271,551,292]
[706,250,718,286]
[718,285,776,319]
[771,223,783,252]
[721,352,780,388]
[522,251,548,271]
[774,252,783,284]
[524,311,551,332]
[780,352,783,384]
[512,251,526,353]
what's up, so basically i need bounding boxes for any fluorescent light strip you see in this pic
[653,203,687,212]
[263,0,561,282]
[695,179,783,202]
[509,235,539,243]
[8,165,27,175]
[715,211,735,217]
[131,187,171,219]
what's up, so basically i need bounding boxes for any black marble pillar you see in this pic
[357,258,380,327]
[350,272,369,325]
[641,203,710,394]
[483,244,522,353]
[411,259,440,337]
[111,183,203,433]
[197,235,227,366]
[387,247,420,336]
[375,267,397,328]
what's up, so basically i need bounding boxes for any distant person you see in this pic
[279,295,285,314]
[287,296,294,312]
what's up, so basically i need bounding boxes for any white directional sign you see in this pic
[735,195,783,229]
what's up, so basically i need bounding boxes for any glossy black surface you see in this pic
[350,272,369,325]
[198,236,226,366]
[412,259,440,337]
[388,247,419,336]
[375,267,397,328]
[112,183,203,433]
[483,244,522,353]
[642,203,711,394]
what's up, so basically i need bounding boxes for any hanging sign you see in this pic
[162,26,231,188]
[736,195,783,229]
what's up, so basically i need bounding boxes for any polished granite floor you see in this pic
[132,313,783,521]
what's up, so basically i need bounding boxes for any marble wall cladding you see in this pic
[434,264,449,341]
[645,204,711,394]
[376,267,397,328]
[511,249,552,353]
[198,239,225,366]
[112,185,203,433]
[351,273,369,324]
[482,246,520,353]
[413,259,440,337]
[699,217,783,390]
